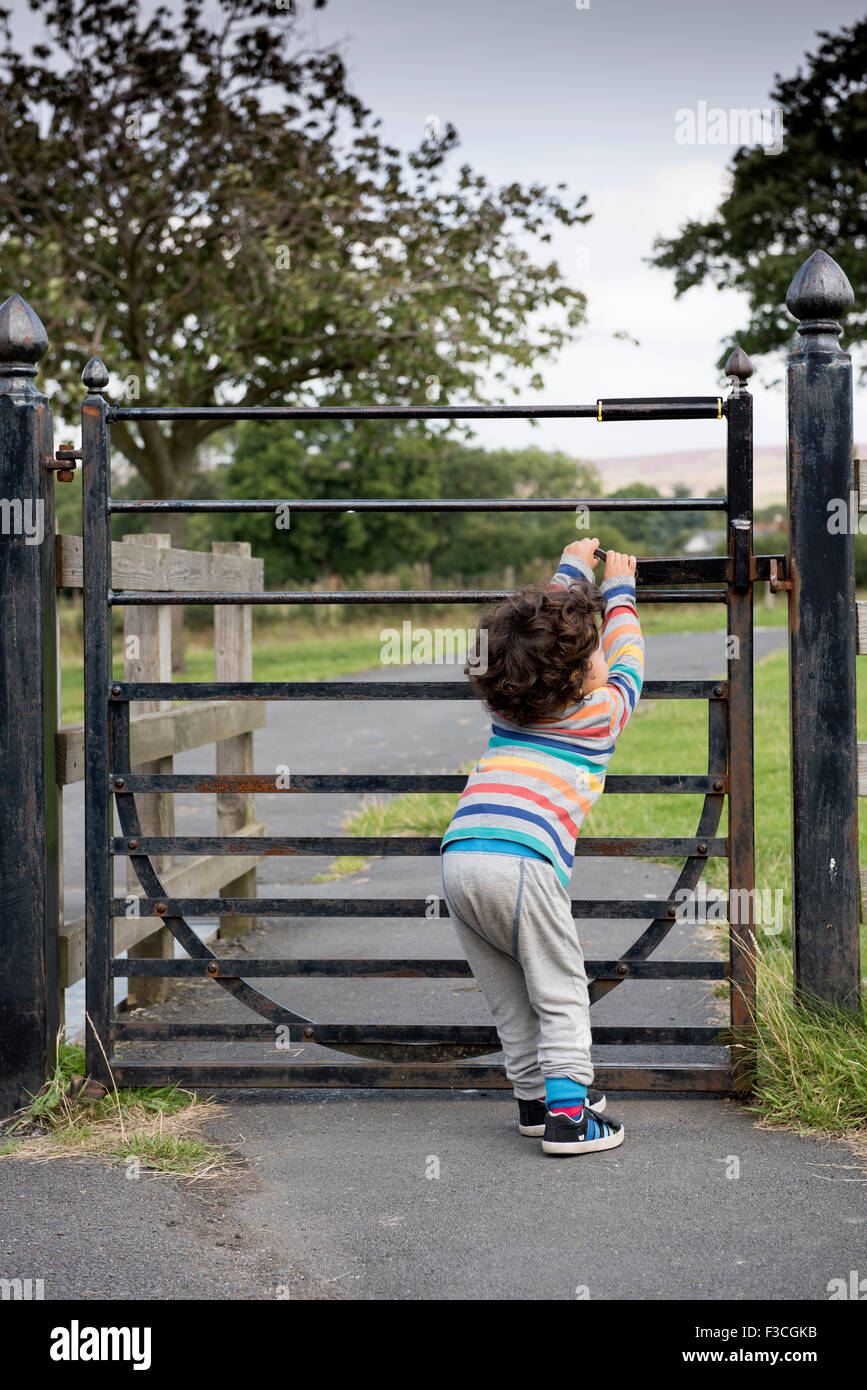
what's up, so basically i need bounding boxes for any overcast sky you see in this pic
[8,0,866,460]
[300,0,867,459]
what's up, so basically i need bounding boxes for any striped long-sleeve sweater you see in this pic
[441,550,645,887]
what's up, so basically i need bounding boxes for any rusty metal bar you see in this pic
[108,678,727,702]
[115,772,725,795]
[108,895,733,928]
[108,1021,726,1045]
[111,834,729,857]
[105,1061,733,1092]
[104,554,781,604]
[109,891,730,923]
[110,958,727,981]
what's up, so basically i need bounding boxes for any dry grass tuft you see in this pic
[0,1038,241,1185]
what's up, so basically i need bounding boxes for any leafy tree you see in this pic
[214,428,607,587]
[649,19,867,366]
[214,420,452,585]
[0,0,590,540]
[430,445,604,584]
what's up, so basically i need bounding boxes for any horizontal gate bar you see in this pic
[103,556,780,598]
[108,679,727,702]
[108,397,727,423]
[108,587,730,606]
[110,957,728,979]
[109,897,732,931]
[104,1061,733,1092]
[109,495,731,515]
[111,1021,727,1045]
[104,554,782,608]
[114,772,726,795]
[112,835,728,857]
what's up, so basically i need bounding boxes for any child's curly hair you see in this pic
[466,581,607,725]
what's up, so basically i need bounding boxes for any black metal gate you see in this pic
[82,348,778,1095]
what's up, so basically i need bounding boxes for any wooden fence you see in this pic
[55,532,267,1019]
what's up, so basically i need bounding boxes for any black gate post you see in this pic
[786,249,861,1010]
[0,294,60,1115]
[724,345,757,1091]
[81,356,114,1087]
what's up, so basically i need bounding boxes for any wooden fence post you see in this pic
[213,540,258,937]
[54,533,268,1003]
[785,249,861,1010]
[123,532,175,1007]
[0,294,61,1113]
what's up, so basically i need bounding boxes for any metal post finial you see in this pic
[786,249,854,351]
[82,355,110,394]
[0,293,49,384]
[724,345,753,393]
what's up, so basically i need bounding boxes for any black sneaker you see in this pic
[517,1090,607,1137]
[542,1103,624,1156]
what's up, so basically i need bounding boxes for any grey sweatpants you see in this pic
[441,850,593,1099]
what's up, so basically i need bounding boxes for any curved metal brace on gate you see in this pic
[588,694,727,1004]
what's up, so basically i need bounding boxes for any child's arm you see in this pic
[598,551,644,738]
[547,538,644,737]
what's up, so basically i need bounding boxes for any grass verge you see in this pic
[750,943,867,1168]
[0,1041,240,1184]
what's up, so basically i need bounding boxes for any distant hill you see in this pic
[587,445,844,509]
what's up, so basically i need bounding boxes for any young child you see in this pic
[440,537,644,1155]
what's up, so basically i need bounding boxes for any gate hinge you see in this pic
[43,442,82,482]
[768,557,794,594]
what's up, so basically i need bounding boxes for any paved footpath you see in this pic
[6,624,865,1300]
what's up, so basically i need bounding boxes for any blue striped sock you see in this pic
[545,1076,587,1119]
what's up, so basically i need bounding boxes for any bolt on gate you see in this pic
[75,348,781,1098]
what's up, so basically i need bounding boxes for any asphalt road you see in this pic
[2,1093,863,1300]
